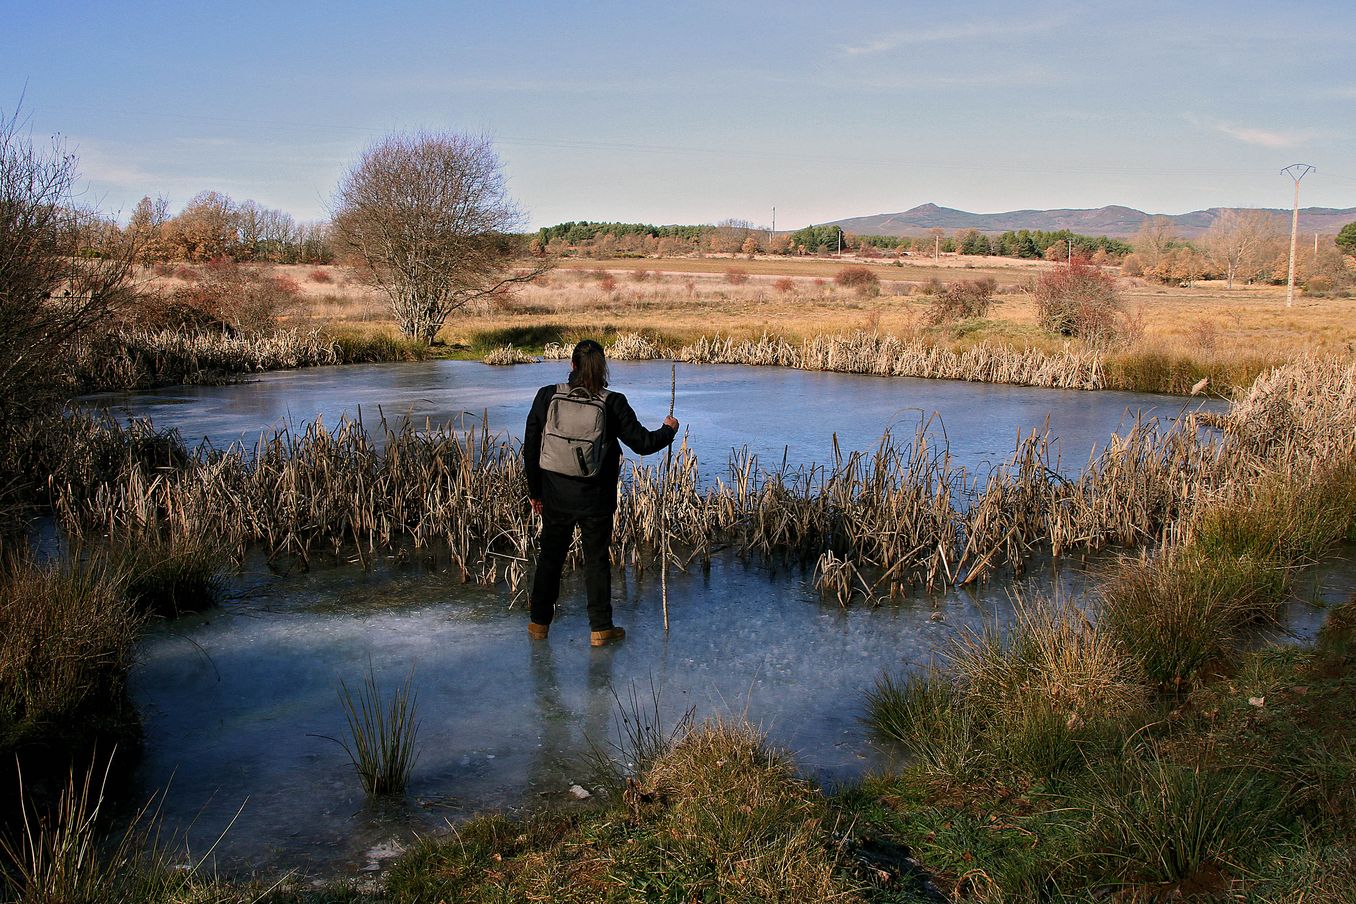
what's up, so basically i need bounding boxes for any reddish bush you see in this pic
[1033,260,1125,345]
[598,273,617,292]
[308,268,333,284]
[772,277,795,293]
[724,267,749,285]
[630,269,651,282]
[272,275,302,295]
[834,266,879,292]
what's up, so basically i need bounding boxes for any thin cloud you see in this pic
[841,17,1063,55]
[1185,115,1319,149]
[67,138,158,189]
[1215,123,1316,149]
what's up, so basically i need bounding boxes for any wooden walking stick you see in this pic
[661,363,675,631]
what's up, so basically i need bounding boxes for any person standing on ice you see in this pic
[523,339,678,646]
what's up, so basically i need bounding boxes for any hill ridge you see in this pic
[826,203,1356,239]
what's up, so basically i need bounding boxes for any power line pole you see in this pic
[1282,164,1314,308]
[769,207,775,246]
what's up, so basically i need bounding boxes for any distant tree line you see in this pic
[531,220,1135,263]
[73,190,1356,298]
[81,191,334,265]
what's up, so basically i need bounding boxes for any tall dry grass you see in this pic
[559,330,1105,390]
[47,358,1356,612]
[0,559,139,750]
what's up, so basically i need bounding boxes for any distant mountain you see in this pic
[826,203,1356,239]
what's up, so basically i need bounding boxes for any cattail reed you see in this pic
[483,345,540,365]
[51,358,1355,603]
[73,328,345,391]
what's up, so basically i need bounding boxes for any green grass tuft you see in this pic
[334,669,420,796]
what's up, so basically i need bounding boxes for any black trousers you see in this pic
[529,509,616,631]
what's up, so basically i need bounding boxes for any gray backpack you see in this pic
[540,384,610,477]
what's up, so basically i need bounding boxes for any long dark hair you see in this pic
[569,339,609,394]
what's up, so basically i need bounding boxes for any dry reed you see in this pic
[73,328,343,390]
[50,357,1354,602]
[482,344,540,365]
[549,330,1104,390]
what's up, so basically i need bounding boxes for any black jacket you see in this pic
[524,383,676,515]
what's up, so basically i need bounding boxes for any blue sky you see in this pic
[5,1,1354,228]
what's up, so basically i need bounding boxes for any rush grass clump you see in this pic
[0,558,139,752]
[334,669,420,795]
[1104,458,1356,687]
[870,597,1145,783]
[1073,747,1288,892]
[97,531,228,618]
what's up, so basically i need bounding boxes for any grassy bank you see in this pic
[855,373,1356,899]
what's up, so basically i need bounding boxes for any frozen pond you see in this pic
[86,359,1221,474]
[133,553,1099,875]
[106,361,1237,876]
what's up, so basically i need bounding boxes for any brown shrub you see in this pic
[629,269,651,282]
[599,273,617,292]
[1188,316,1220,352]
[926,278,997,324]
[772,277,795,293]
[833,266,879,291]
[171,263,301,334]
[308,268,333,284]
[724,267,749,285]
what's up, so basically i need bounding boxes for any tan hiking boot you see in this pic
[590,626,625,647]
[528,622,550,640]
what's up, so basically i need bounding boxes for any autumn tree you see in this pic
[167,190,239,261]
[709,218,756,255]
[332,131,543,344]
[1200,209,1285,289]
[126,195,173,265]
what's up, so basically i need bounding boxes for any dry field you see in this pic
[153,255,1356,368]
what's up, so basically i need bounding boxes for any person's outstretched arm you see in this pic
[608,392,678,456]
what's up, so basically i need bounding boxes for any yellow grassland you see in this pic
[158,255,1355,367]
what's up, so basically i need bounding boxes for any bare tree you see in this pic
[332,131,544,343]
[0,105,135,426]
[1131,216,1179,272]
[1200,209,1285,290]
